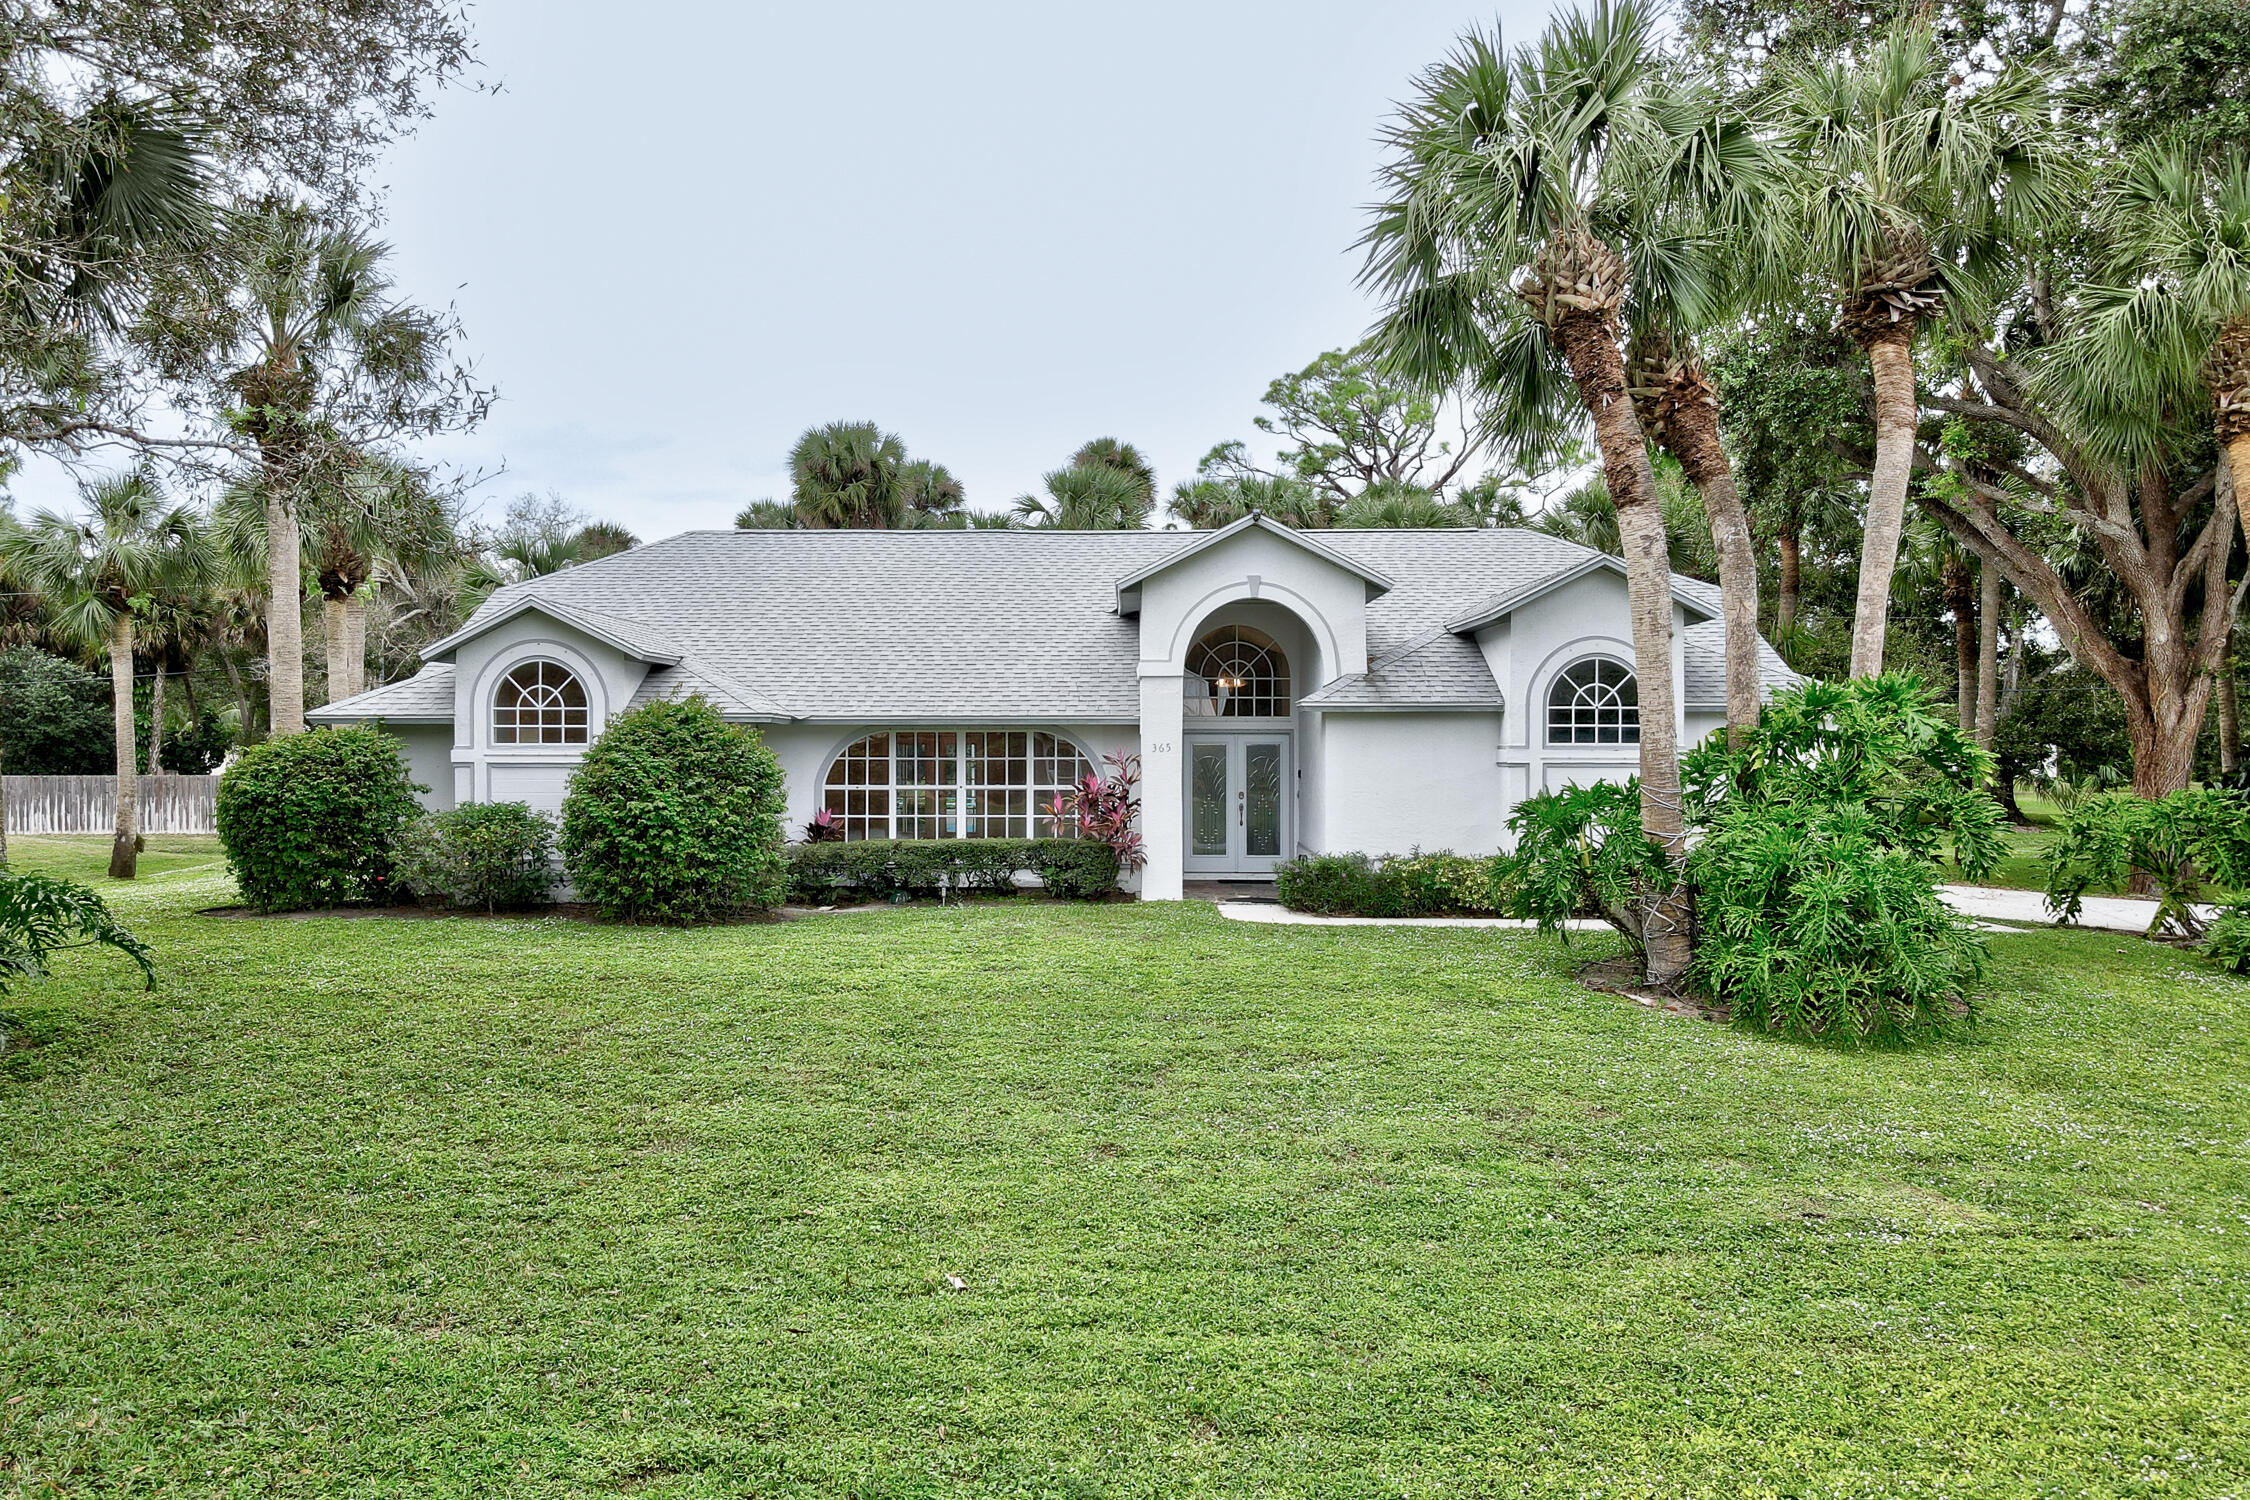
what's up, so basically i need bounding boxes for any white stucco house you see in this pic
[309,516,1794,898]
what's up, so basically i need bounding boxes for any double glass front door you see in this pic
[1185,733,1290,875]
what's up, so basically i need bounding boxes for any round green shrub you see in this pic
[559,697,787,922]
[214,728,426,911]
[397,802,558,912]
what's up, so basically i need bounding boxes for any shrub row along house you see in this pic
[309,517,1796,896]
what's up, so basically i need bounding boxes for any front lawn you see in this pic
[2,841,2246,1496]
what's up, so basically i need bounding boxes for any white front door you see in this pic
[1183,732,1291,875]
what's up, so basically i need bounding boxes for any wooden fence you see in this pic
[2,774,221,836]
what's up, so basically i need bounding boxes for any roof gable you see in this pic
[1444,554,1719,635]
[1113,513,1394,615]
[420,592,688,666]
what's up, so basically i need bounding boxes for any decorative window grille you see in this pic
[1185,625,1290,718]
[492,660,589,744]
[1546,657,1640,745]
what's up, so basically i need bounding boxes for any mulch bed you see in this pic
[1576,955,1731,1023]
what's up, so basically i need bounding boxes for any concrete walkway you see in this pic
[1213,885,2204,936]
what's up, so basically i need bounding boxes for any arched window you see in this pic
[492,659,590,745]
[822,731,1094,840]
[1547,657,1639,745]
[1185,624,1290,718]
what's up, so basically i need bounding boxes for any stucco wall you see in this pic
[1317,710,1508,856]
[445,613,652,814]
[390,724,458,812]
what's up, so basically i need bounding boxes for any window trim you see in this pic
[1545,654,1641,747]
[820,729,1096,841]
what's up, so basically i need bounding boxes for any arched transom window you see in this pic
[492,659,590,744]
[824,731,1094,840]
[1185,624,1290,718]
[1547,656,1639,746]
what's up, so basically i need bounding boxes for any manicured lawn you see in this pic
[3,840,2247,1496]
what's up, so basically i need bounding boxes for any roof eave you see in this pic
[421,594,685,666]
[1445,555,1719,634]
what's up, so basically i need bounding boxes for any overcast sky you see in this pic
[23,1,1558,535]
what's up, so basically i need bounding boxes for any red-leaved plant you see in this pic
[1046,753,1146,874]
[803,807,846,843]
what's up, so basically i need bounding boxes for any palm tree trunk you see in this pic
[109,612,139,880]
[1658,379,1761,748]
[146,659,167,776]
[1976,556,2002,750]
[266,493,306,736]
[1775,515,1802,637]
[1850,323,1919,677]
[343,592,368,699]
[323,594,350,705]
[1,735,10,868]
[1552,314,1692,990]
[1945,556,1975,730]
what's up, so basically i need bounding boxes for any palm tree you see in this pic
[790,422,909,528]
[1166,472,1328,530]
[1363,0,1704,984]
[215,206,430,736]
[1775,23,2068,676]
[897,460,968,526]
[1,473,213,877]
[2064,140,2250,554]
[1013,462,1153,530]
[1070,439,1157,504]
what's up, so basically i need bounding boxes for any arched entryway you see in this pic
[1182,620,1294,876]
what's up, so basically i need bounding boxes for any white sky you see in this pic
[15,0,1558,534]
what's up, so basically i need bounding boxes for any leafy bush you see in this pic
[396,802,558,912]
[2199,904,2250,974]
[215,728,426,911]
[787,838,1119,902]
[0,869,154,997]
[1682,674,2005,1041]
[0,647,112,774]
[558,697,788,923]
[1504,781,1674,946]
[1275,850,1513,916]
[2043,786,2250,939]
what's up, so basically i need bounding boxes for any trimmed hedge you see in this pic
[215,727,426,911]
[788,838,1119,902]
[1274,850,1514,917]
[559,697,789,923]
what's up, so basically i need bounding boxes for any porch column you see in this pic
[1138,671,1185,900]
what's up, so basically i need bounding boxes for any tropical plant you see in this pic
[2043,786,2250,938]
[1364,0,1705,983]
[1505,780,1674,948]
[1013,461,1152,530]
[0,868,154,998]
[559,697,789,923]
[1044,752,1146,874]
[1166,455,1329,529]
[215,726,426,910]
[395,801,557,912]
[789,421,909,529]
[0,471,213,877]
[140,201,488,737]
[1772,21,2069,676]
[1684,674,2004,1039]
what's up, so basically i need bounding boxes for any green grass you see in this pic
[3,840,2248,1497]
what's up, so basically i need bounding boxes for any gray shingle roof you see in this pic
[1682,620,1801,708]
[322,527,1791,723]
[308,663,455,722]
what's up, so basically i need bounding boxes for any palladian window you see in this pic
[492,659,589,744]
[1185,624,1290,718]
[823,731,1094,840]
[1547,656,1639,746]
